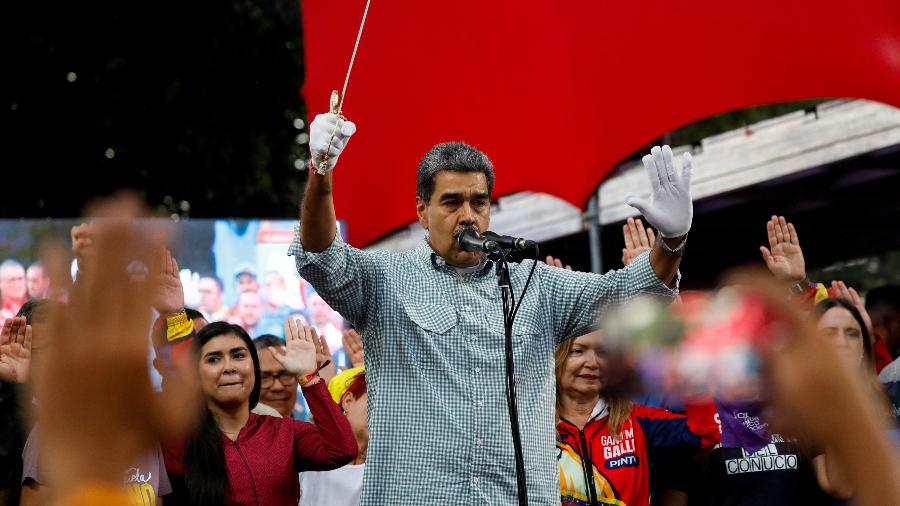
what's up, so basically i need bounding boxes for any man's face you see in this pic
[416,171,491,267]
[26,266,50,299]
[237,273,259,293]
[0,265,27,301]
[236,292,263,327]
[264,272,287,307]
[265,272,285,292]
[257,348,298,417]
[198,277,223,310]
[870,306,900,355]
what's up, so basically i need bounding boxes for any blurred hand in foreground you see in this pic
[38,194,200,497]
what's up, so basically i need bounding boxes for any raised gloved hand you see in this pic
[309,113,357,174]
[624,145,693,238]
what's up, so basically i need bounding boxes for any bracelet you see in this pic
[299,360,332,387]
[658,232,688,255]
[298,373,319,387]
[789,279,809,295]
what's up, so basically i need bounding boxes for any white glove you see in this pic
[624,145,693,238]
[309,113,357,173]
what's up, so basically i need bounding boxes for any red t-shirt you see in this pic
[873,334,893,373]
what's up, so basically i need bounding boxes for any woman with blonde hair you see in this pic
[555,331,719,506]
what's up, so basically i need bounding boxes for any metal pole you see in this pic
[587,193,602,273]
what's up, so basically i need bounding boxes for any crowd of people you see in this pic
[0,260,50,323]
[0,110,899,506]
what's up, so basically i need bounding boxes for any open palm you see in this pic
[760,216,806,283]
[0,317,32,384]
[342,329,365,368]
[153,248,185,316]
[273,318,318,377]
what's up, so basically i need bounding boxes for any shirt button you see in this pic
[471,477,479,485]
[476,438,483,446]
[477,400,484,407]
[474,367,481,373]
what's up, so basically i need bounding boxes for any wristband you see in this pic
[299,360,332,387]
[298,372,320,387]
[165,310,194,342]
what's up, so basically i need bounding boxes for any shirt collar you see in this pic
[590,398,609,421]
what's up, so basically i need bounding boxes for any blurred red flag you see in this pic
[301,0,900,246]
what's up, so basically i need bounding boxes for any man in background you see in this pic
[0,261,28,323]
[197,274,230,322]
[25,262,50,300]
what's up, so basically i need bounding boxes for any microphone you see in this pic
[483,231,536,251]
[457,227,537,253]
[457,227,501,253]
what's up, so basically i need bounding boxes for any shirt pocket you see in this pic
[481,310,539,359]
[401,298,458,335]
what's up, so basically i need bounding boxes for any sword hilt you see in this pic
[317,90,346,174]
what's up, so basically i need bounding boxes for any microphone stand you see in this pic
[493,251,528,506]
[457,227,539,505]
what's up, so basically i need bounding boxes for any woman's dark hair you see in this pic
[184,322,262,506]
[17,299,59,324]
[814,298,873,366]
[185,307,205,322]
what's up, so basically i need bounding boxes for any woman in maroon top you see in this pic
[164,320,357,506]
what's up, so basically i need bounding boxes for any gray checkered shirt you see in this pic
[289,228,678,505]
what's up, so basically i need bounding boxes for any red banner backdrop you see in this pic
[301,0,900,246]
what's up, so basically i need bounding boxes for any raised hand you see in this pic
[0,316,32,384]
[831,280,874,338]
[153,247,185,317]
[624,145,693,238]
[309,113,357,174]
[760,216,806,283]
[622,217,656,266]
[71,222,97,273]
[544,256,572,270]
[275,318,319,378]
[314,327,337,383]
[39,194,199,496]
[342,329,365,368]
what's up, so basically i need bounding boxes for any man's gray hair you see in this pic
[0,259,24,273]
[416,142,495,203]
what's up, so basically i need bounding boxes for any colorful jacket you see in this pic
[557,401,719,506]
[164,381,357,506]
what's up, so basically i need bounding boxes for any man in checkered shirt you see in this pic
[290,113,694,505]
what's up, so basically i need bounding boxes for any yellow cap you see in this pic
[328,366,365,404]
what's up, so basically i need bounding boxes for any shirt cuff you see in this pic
[631,250,680,298]
[287,224,347,278]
